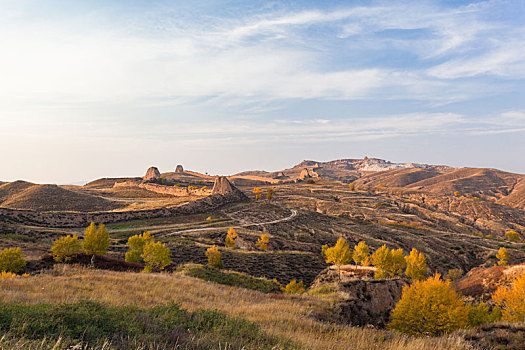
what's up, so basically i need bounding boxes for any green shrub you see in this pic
[181,264,281,293]
[0,300,296,349]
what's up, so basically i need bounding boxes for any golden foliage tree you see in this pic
[82,222,110,256]
[387,248,406,277]
[257,233,269,251]
[371,245,392,279]
[389,274,469,336]
[225,227,237,248]
[0,247,26,273]
[266,188,275,201]
[142,241,171,272]
[51,235,82,262]
[492,273,525,322]
[206,245,223,269]
[323,237,352,280]
[125,231,153,263]
[352,241,370,267]
[253,187,262,201]
[349,183,355,191]
[405,248,428,281]
[281,280,305,294]
[496,247,509,266]
[505,230,520,242]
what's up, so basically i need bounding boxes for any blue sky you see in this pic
[1,0,525,183]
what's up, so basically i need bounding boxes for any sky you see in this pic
[1,0,525,184]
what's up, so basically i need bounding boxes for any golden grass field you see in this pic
[0,265,472,350]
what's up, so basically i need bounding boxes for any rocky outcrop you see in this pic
[143,167,161,181]
[299,168,311,180]
[337,279,407,327]
[212,176,248,200]
[272,172,288,179]
[175,165,184,173]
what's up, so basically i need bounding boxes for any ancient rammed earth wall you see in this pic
[113,181,212,196]
[0,193,242,228]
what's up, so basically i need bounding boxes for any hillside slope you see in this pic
[0,181,124,212]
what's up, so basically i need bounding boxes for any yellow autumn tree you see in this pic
[496,247,509,266]
[505,230,520,242]
[51,235,82,262]
[405,248,427,280]
[257,233,269,251]
[82,222,110,256]
[281,280,305,294]
[225,227,237,248]
[349,183,355,191]
[371,245,392,278]
[389,274,469,336]
[206,245,223,269]
[387,248,406,277]
[0,247,26,273]
[266,188,275,201]
[352,241,370,267]
[142,241,171,272]
[125,231,153,263]
[253,187,262,201]
[323,237,352,280]
[492,273,525,322]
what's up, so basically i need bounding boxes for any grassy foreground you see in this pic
[0,266,470,350]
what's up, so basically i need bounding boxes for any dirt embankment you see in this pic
[0,192,247,228]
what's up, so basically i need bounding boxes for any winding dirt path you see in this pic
[160,209,297,237]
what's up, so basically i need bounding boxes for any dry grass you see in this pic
[0,266,471,350]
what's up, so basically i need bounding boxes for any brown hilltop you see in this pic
[0,182,123,212]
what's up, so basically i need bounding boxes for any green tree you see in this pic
[82,222,110,256]
[0,247,26,273]
[51,235,82,262]
[323,237,352,280]
[496,247,509,266]
[281,280,305,294]
[142,241,171,272]
[370,245,392,279]
[467,302,501,327]
[389,274,469,336]
[225,227,237,248]
[352,241,370,267]
[206,245,223,269]
[405,248,427,281]
[505,230,520,242]
[257,233,269,251]
[125,231,153,263]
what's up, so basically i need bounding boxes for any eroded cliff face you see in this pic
[336,279,407,327]
[310,267,407,327]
